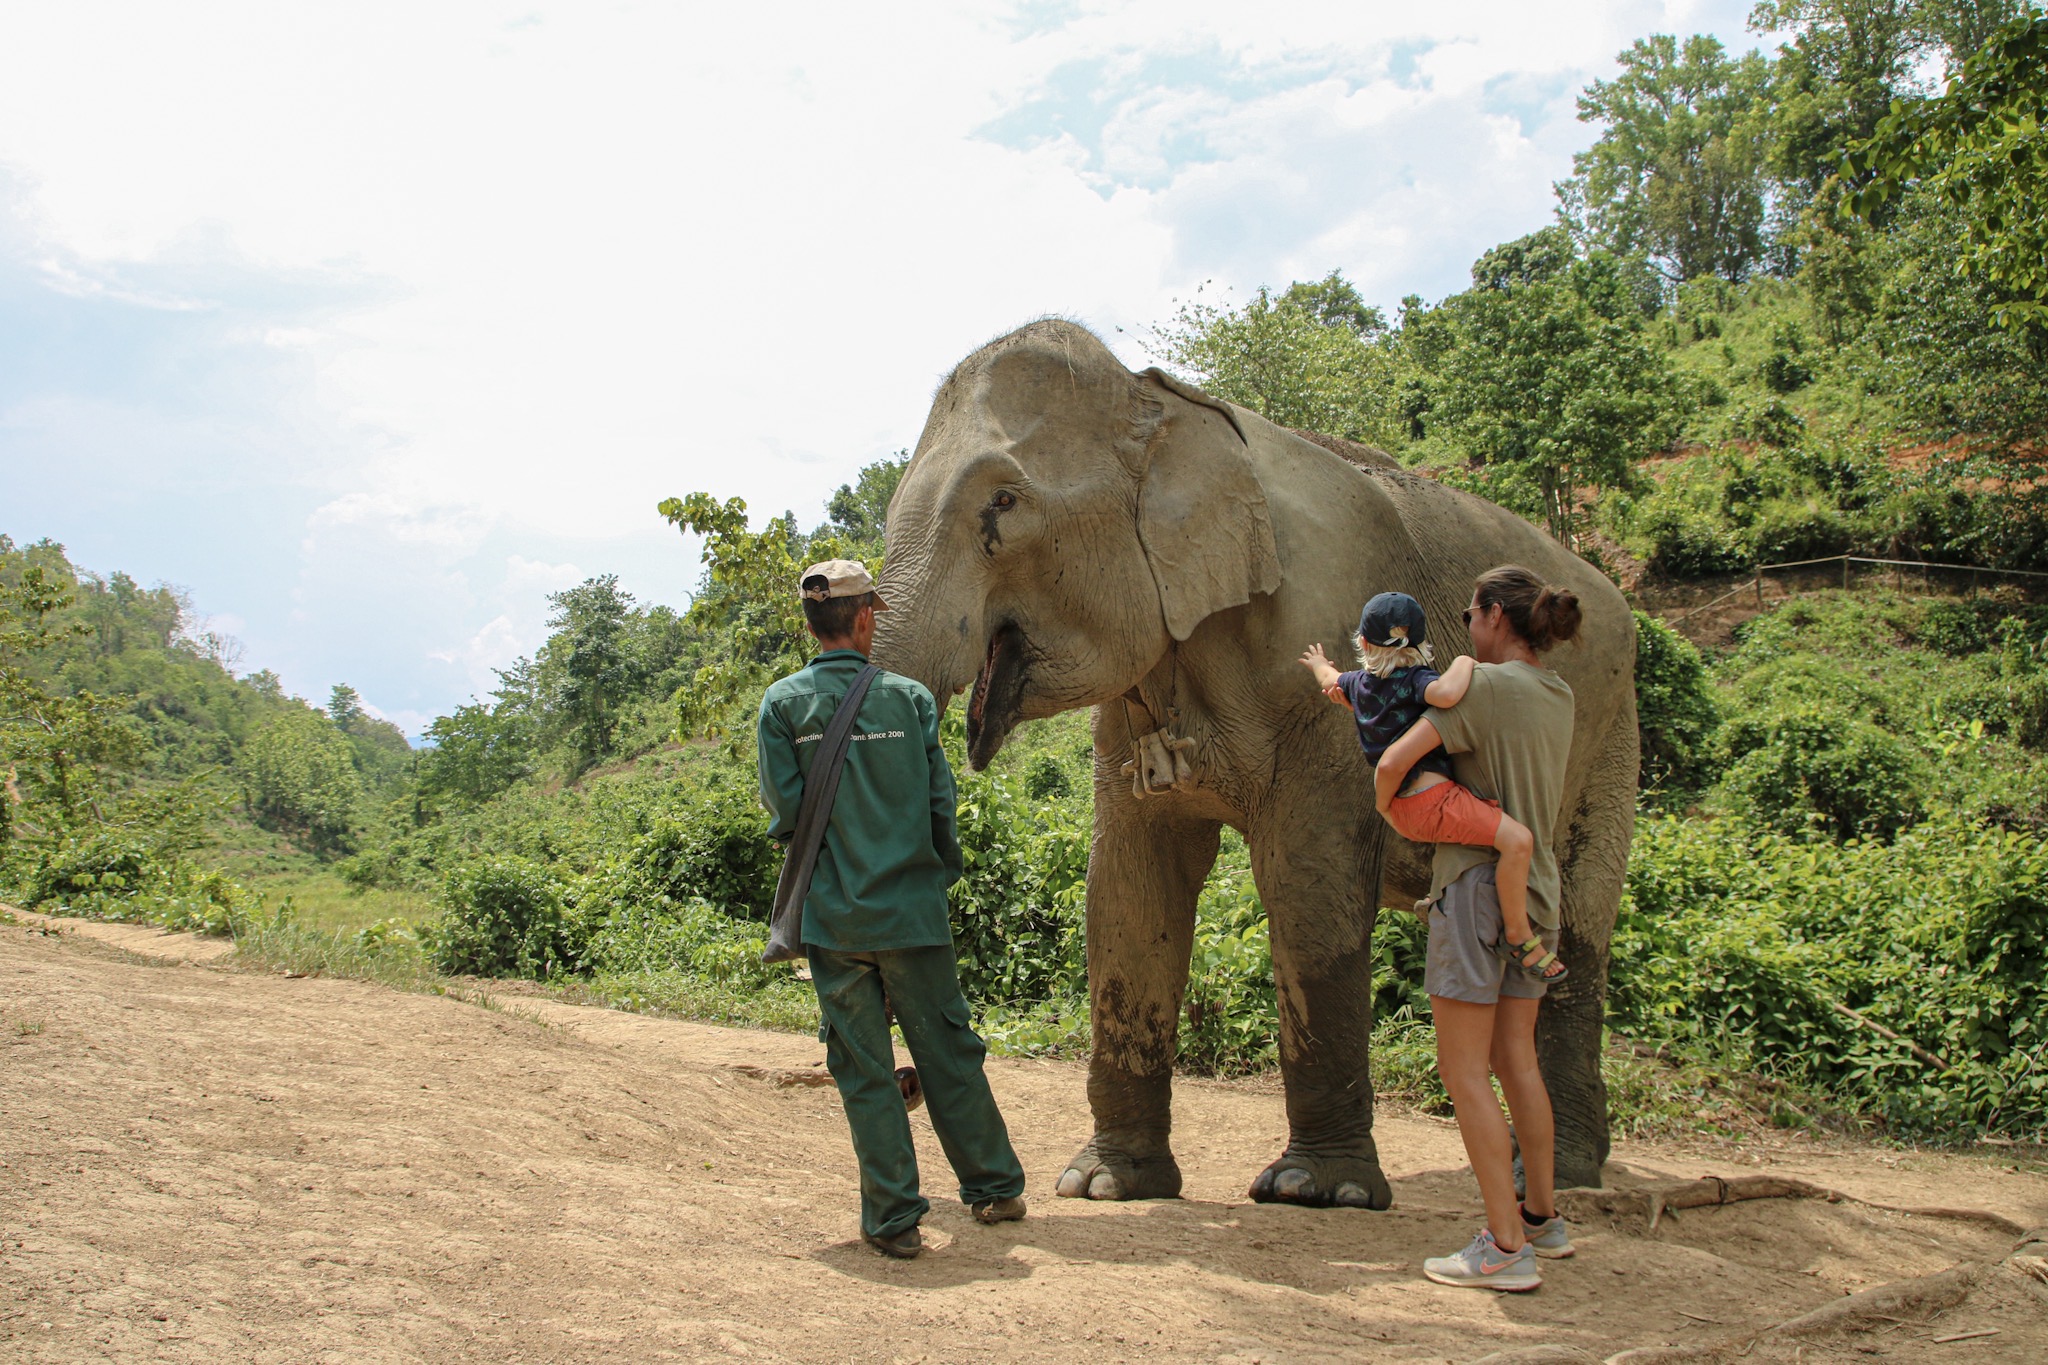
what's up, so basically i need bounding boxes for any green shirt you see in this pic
[756,649,964,952]
[1425,661,1576,930]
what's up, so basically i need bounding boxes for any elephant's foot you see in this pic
[1055,1139,1183,1201]
[1554,1148,1604,1191]
[1512,1128,1605,1194]
[1248,1152,1393,1210]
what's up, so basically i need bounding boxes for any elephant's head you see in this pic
[872,319,1281,769]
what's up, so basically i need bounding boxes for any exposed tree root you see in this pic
[1556,1173,2026,1236]
[1594,1225,2048,1364]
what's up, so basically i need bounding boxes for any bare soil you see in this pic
[4,913,2045,1364]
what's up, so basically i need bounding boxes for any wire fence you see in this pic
[1662,555,2048,627]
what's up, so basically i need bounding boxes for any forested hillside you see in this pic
[5,3,2046,1142]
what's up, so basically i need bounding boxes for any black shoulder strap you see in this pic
[762,664,882,964]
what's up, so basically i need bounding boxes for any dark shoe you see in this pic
[863,1225,923,1259]
[895,1065,923,1112]
[972,1195,1027,1225]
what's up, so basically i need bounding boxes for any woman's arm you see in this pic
[1423,655,1476,708]
[1374,717,1444,815]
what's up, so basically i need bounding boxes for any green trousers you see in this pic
[807,943,1026,1238]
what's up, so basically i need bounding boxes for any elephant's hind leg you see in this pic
[1056,795,1220,1202]
[1542,700,1639,1189]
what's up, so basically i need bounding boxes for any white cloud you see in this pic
[0,0,1761,728]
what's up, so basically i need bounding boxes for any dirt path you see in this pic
[4,914,2045,1364]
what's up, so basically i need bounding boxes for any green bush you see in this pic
[1713,707,1924,842]
[1638,503,1751,576]
[1745,496,1854,563]
[237,709,363,853]
[427,857,577,979]
[1613,812,2048,1139]
[620,779,778,920]
[949,772,1090,1005]
[577,892,776,988]
[1178,850,1277,1074]
[1633,612,1721,803]
[1729,398,1805,448]
[19,828,266,936]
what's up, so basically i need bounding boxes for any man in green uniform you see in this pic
[756,558,1027,1260]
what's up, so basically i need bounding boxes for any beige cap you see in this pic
[799,559,889,609]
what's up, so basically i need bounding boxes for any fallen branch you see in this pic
[1602,1262,1990,1363]
[1828,999,1954,1073]
[1558,1174,2024,1236]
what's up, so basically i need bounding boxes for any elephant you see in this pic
[870,318,1638,1205]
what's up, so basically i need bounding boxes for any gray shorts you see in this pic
[1423,863,1558,1005]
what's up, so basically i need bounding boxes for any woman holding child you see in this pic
[1303,564,1582,1293]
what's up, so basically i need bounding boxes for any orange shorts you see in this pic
[1386,779,1502,847]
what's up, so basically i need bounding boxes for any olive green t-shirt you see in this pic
[756,650,964,953]
[1424,661,1576,930]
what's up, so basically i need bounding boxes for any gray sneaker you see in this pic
[1521,1208,1574,1259]
[1423,1229,1541,1291]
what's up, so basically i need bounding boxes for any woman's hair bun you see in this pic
[1529,586,1582,652]
[1474,565,1583,652]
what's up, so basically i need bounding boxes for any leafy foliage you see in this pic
[1615,808,2048,1137]
[1560,33,1776,284]
[1149,282,1406,448]
[656,493,859,739]
[1413,230,1681,544]
[1633,612,1723,803]
[239,709,363,852]
[1845,11,2048,332]
[426,856,577,980]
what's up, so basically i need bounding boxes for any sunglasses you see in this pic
[1462,605,1489,627]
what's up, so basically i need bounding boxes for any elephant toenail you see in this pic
[1333,1181,1373,1206]
[1272,1169,1314,1199]
[1087,1172,1124,1200]
[1056,1168,1090,1199]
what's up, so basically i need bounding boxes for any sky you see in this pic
[0,0,1765,736]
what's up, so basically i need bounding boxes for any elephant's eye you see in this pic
[990,490,1017,511]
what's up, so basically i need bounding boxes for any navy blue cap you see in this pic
[1358,591,1427,649]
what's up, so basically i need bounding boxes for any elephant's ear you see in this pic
[1134,368,1282,642]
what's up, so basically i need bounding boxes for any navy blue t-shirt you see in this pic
[1334,666,1458,784]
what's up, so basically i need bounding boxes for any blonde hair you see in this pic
[1353,635,1434,679]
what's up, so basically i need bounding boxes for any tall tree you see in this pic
[327,684,366,733]
[1149,276,1405,448]
[1752,0,1932,196]
[1560,33,1777,284]
[1845,10,2048,334]
[824,453,909,554]
[238,709,361,853]
[0,566,146,841]
[1422,230,1682,546]
[543,576,639,775]
[1279,271,1388,337]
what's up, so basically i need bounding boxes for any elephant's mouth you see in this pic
[965,623,1029,770]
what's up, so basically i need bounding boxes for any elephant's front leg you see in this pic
[1246,815,1394,1210]
[1055,799,1221,1202]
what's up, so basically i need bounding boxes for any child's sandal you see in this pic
[1488,933,1568,983]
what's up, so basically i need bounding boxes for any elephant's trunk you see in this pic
[871,556,976,707]
[872,554,1034,771]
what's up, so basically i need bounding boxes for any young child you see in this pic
[1298,591,1564,982]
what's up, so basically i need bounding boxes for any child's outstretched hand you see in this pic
[1298,643,1343,699]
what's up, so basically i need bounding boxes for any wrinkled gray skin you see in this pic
[872,320,1638,1206]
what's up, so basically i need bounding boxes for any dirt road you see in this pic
[4,915,2045,1363]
